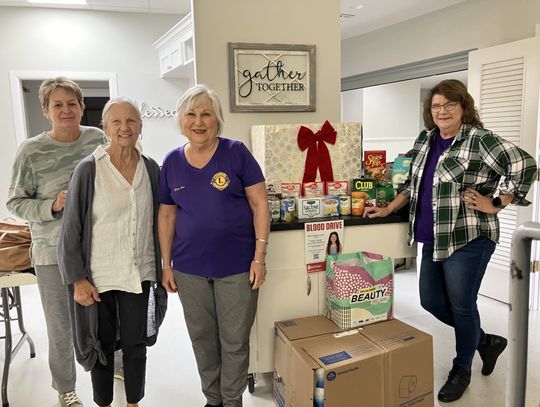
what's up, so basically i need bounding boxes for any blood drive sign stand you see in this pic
[304,219,344,272]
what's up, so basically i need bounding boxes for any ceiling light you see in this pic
[28,0,87,4]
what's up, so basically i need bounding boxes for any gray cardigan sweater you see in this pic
[58,153,167,371]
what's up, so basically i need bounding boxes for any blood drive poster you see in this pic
[304,219,344,273]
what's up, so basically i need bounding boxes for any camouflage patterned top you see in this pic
[7,126,107,265]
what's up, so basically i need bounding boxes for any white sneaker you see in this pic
[58,391,83,407]
[114,368,124,381]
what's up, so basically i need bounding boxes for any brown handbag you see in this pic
[0,219,32,272]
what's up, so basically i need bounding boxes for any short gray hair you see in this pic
[175,84,224,135]
[102,97,142,126]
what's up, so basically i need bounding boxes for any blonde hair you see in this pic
[39,77,85,110]
[175,84,224,135]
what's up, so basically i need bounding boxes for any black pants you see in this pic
[91,281,150,406]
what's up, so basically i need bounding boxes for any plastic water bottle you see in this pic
[313,368,324,407]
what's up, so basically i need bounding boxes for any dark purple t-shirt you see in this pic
[414,132,454,243]
[158,137,265,278]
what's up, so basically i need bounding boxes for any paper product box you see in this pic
[251,122,362,185]
[274,316,342,382]
[361,319,434,407]
[326,252,393,329]
[274,316,433,407]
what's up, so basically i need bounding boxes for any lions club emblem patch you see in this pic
[211,172,230,191]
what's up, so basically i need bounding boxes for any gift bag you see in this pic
[326,251,393,329]
[0,219,32,272]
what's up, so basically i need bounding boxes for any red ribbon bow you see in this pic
[297,120,337,182]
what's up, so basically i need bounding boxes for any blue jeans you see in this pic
[419,236,496,370]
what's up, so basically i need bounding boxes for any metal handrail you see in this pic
[507,222,540,407]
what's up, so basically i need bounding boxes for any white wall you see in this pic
[0,7,188,218]
[363,80,421,160]
[342,0,540,77]
[192,0,341,147]
[341,88,363,123]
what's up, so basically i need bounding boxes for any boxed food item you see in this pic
[296,197,324,219]
[274,316,434,407]
[251,122,362,187]
[351,178,376,216]
[302,181,325,197]
[326,251,393,330]
[321,196,340,217]
[280,198,296,222]
[325,181,349,196]
[364,150,386,181]
[281,182,302,198]
[376,182,395,208]
[392,156,412,190]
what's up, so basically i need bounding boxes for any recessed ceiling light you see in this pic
[28,0,87,4]
[350,4,364,10]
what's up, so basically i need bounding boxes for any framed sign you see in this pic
[228,42,316,112]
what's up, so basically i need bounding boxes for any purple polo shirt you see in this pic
[414,132,454,243]
[158,137,265,278]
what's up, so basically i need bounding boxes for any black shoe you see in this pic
[477,334,508,376]
[437,364,471,403]
[204,404,223,407]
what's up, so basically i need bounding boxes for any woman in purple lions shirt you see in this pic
[158,84,270,407]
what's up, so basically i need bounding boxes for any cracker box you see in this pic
[251,122,362,187]
[302,181,325,197]
[326,251,393,330]
[364,150,386,181]
[325,181,349,196]
[296,197,324,219]
[351,178,377,214]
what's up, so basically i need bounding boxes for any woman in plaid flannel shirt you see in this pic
[365,79,536,403]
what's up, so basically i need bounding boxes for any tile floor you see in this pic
[2,268,539,406]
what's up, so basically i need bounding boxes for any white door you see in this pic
[468,35,540,303]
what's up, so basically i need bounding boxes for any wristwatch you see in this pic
[492,197,507,209]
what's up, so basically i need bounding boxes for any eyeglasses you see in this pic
[431,101,459,112]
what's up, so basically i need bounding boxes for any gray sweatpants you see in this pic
[34,264,77,393]
[175,271,258,407]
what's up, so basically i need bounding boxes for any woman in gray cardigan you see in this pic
[58,98,167,407]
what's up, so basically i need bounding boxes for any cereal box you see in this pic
[364,150,386,181]
[302,182,325,197]
[325,181,349,196]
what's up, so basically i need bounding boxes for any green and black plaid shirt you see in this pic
[399,125,537,261]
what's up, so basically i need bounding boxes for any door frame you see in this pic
[9,70,118,145]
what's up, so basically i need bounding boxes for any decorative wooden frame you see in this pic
[228,42,316,112]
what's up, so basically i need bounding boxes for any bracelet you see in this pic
[256,238,268,243]
[253,259,266,266]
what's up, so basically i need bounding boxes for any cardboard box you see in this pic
[251,122,362,186]
[362,319,434,407]
[274,316,343,407]
[274,316,434,407]
[296,197,324,219]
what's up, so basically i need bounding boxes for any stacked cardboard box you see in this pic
[273,316,433,407]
